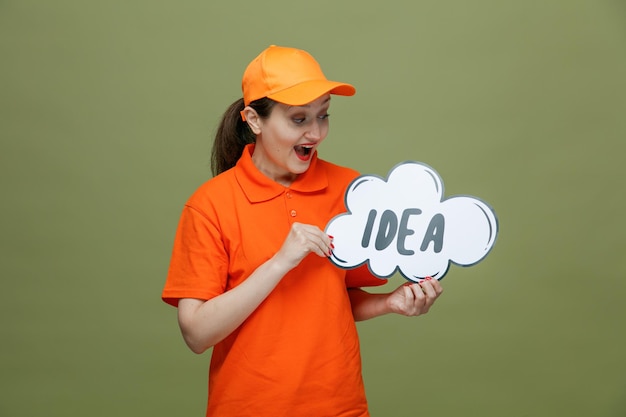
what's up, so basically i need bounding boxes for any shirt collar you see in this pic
[235,144,329,203]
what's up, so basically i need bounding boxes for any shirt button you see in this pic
[290,210,297,217]
[286,192,292,199]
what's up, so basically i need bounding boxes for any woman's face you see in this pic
[250,94,331,186]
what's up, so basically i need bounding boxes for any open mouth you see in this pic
[294,144,314,161]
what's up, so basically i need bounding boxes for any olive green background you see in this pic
[1,1,625,416]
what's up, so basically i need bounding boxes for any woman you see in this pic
[162,45,443,417]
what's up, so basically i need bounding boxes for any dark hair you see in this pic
[210,97,277,176]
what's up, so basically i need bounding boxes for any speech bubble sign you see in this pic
[325,161,498,282]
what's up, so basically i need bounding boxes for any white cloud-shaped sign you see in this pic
[326,162,498,282]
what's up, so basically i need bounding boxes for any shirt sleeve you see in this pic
[344,264,388,289]
[162,205,229,307]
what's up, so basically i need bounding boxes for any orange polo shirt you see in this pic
[163,144,385,417]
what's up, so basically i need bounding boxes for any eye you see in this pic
[318,113,330,120]
[292,117,305,124]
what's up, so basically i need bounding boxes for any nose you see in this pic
[305,119,323,141]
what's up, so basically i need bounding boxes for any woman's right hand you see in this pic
[273,222,333,270]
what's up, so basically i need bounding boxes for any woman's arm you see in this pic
[177,222,333,354]
[348,277,443,321]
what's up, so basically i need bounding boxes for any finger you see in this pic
[408,283,428,315]
[430,278,444,295]
[419,279,437,299]
[293,225,332,257]
[302,225,331,246]
[309,237,331,258]
[422,276,443,294]
[417,282,436,311]
[407,283,426,305]
[402,283,415,302]
[315,230,334,256]
[315,240,335,257]
[309,230,333,257]
[420,278,442,311]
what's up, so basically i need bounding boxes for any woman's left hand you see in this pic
[386,277,443,316]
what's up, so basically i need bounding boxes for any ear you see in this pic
[242,106,262,135]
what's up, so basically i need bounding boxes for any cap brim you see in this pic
[267,80,356,106]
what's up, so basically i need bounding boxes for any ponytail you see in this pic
[211,98,251,176]
[211,97,277,176]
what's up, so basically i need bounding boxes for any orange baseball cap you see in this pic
[242,45,356,106]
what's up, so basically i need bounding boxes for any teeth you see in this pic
[295,144,313,157]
